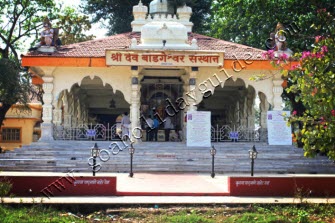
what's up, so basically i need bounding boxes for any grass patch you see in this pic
[0,205,85,223]
[224,212,289,223]
[0,204,334,222]
[159,210,215,223]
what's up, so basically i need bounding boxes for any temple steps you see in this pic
[0,141,335,174]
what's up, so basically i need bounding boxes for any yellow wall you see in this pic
[0,104,42,151]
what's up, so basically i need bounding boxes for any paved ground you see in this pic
[4,196,335,204]
[2,172,335,204]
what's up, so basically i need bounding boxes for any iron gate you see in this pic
[53,123,118,141]
[211,125,267,142]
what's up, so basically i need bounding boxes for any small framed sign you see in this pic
[86,129,96,137]
[229,131,239,140]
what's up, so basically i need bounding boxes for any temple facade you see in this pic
[21,0,288,143]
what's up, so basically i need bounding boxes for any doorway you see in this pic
[140,76,184,141]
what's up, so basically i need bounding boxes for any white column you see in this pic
[130,71,141,143]
[40,76,54,141]
[182,69,198,142]
[187,70,198,111]
[240,98,248,127]
[273,78,283,110]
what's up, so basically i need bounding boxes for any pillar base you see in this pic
[39,123,54,141]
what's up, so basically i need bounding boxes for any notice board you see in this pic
[186,111,211,147]
[267,111,292,145]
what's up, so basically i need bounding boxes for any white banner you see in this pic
[186,111,211,147]
[267,111,292,145]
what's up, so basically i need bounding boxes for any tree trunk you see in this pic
[0,103,12,128]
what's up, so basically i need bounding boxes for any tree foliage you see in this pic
[264,9,335,160]
[0,59,34,127]
[210,0,335,52]
[81,0,211,35]
[0,0,93,127]
[0,0,56,60]
[54,6,95,45]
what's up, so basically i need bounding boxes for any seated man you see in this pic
[29,18,61,51]
[40,22,54,46]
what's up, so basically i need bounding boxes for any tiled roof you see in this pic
[24,32,266,60]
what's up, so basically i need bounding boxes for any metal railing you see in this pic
[211,125,267,142]
[53,123,118,141]
[53,123,267,142]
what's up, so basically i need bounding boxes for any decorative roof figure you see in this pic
[40,17,54,47]
[29,17,61,53]
[131,0,196,49]
[269,22,293,57]
[274,22,287,51]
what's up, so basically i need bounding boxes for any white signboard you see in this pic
[186,111,211,147]
[267,111,292,145]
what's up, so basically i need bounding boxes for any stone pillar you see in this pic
[259,92,269,128]
[130,69,141,143]
[181,69,198,142]
[246,89,255,129]
[67,93,75,127]
[53,109,62,126]
[240,98,248,127]
[273,78,283,110]
[78,93,88,124]
[71,87,80,126]
[187,78,197,111]
[187,68,198,111]
[40,76,54,141]
[64,115,72,128]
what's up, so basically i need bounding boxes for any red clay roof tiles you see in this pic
[24,32,266,60]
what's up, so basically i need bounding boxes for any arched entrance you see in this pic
[198,78,267,142]
[53,76,129,140]
[140,75,184,141]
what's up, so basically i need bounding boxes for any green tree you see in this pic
[0,0,54,128]
[82,0,211,35]
[0,0,56,60]
[0,59,34,127]
[54,6,95,45]
[264,9,335,160]
[210,0,335,52]
[0,0,93,128]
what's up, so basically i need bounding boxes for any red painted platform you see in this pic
[1,173,335,197]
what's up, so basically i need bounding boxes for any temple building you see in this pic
[18,0,288,144]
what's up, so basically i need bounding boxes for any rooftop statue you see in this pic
[267,22,293,57]
[29,17,61,52]
[274,22,287,51]
[40,19,54,47]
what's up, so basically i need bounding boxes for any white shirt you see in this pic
[164,117,173,129]
[121,115,131,126]
[146,118,154,128]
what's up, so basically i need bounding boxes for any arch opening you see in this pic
[198,78,267,142]
[53,76,130,140]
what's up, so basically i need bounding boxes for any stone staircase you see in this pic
[1,141,335,174]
